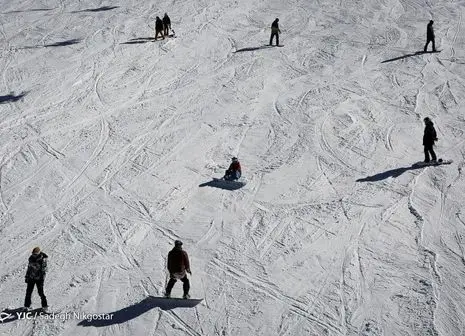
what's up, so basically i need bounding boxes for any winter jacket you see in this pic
[228,161,242,173]
[427,22,434,39]
[167,247,190,274]
[271,20,280,34]
[423,120,437,146]
[155,17,163,31]
[25,252,48,282]
[163,15,171,27]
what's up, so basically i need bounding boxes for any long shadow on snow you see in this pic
[381,50,440,63]
[18,39,81,49]
[234,45,273,53]
[199,179,244,190]
[3,8,54,14]
[121,37,157,45]
[0,92,27,104]
[77,296,202,327]
[72,6,119,13]
[356,163,425,182]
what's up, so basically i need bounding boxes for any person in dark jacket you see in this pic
[424,20,436,52]
[155,16,164,40]
[163,13,171,37]
[423,117,438,162]
[269,18,281,46]
[24,247,48,311]
[224,157,242,180]
[165,240,191,299]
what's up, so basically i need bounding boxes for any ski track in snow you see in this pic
[1,0,465,335]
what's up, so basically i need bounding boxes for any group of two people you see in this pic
[155,13,172,40]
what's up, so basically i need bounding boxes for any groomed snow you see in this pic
[1,0,465,335]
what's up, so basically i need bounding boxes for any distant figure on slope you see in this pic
[155,16,164,40]
[165,240,191,299]
[163,13,171,37]
[224,157,242,181]
[269,18,281,46]
[424,20,436,52]
[24,247,48,311]
[423,117,438,163]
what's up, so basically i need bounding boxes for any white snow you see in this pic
[1,0,465,335]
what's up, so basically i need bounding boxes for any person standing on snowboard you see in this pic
[155,16,164,40]
[163,13,171,37]
[423,117,438,163]
[165,240,191,299]
[24,247,48,311]
[424,20,436,52]
[224,157,242,180]
[269,18,281,46]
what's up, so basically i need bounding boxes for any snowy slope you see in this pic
[1,0,465,335]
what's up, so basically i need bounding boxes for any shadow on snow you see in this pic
[72,6,119,13]
[356,163,426,182]
[2,8,54,14]
[18,39,81,49]
[0,92,27,104]
[199,179,245,190]
[234,45,274,53]
[121,37,156,45]
[381,50,440,63]
[77,296,202,327]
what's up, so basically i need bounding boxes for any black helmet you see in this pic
[423,117,431,123]
[232,157,238,162]
[174,240,183,246]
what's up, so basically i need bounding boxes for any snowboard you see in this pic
[413,159,452,167]
[264,44,284,47]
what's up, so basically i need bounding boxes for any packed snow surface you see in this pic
[1,0,465,335]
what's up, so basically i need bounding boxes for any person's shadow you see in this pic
[0,92,27,104]
[356,163,425,182]
[77,296,202,327]
[199,178,245,190]
[382,50,440,63]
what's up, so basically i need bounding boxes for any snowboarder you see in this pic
[24,247,48,311]
[423,117,438,163]
[424,20,436,52]
[155,16,164,40]
[165,240,191,299]
[163,13,171,37]
[224,157,242,181]
[269,18,281,46]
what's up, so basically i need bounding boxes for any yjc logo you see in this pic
[0,312,13,323]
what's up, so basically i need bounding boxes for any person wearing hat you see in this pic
[24,247,48,311]
[165,240,191,299]
[269,18,281,46]
[224,157,242,181]
[423,117,438,163]
[424,20,436,52]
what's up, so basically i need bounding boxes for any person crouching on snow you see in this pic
[224,157,241,180]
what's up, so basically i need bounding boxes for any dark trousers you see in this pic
[424,38,436,52]
[165,275,190,295]
[163,25,170,36]
[424,144,437,162]
[24,280,48,308]
[270,32,279,46]
[155,29,164,40]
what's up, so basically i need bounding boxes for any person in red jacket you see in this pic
[165,240,191,299]
[224,157,242,180]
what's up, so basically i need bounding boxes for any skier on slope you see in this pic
[269,18,281,46]
[423,117,438,163]
[163,13,171,37]
[24,247,48,312]
[165,240,191,299]
[424,20,436,52]
[155,16,164,40]
[224,157,242,181]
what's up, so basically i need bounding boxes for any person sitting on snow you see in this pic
[224,157,242,180]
